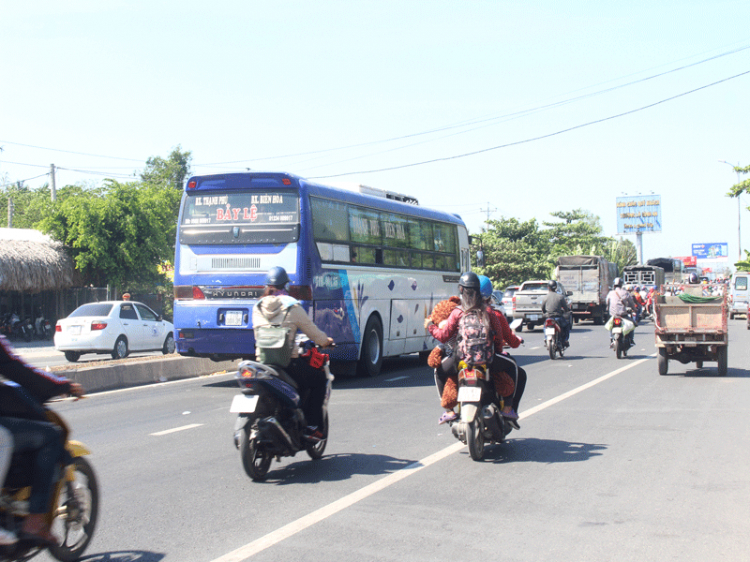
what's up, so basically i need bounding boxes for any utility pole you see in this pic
[480,202,498,223]
[50,163,57,201]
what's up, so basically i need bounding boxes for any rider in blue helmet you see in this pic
[478,275,494,300]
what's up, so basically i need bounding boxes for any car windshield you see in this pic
[524,283,548,292]
[504,289,517,298]
[68,303,113,318]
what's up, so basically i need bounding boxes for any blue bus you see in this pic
[173,172,471,376]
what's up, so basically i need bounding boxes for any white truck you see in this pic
[555,256,617,325]
[512,280,571,332]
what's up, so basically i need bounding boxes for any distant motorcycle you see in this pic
[543,317,565,360]
[34,312,52,340]
[609,313,634,359]
[230,339,334,481]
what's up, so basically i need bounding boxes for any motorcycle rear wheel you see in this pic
[615,338,622,359]
[548,341,556,360]
[240,427,272,481]
[306,411,329,460]
[467,419,485,461]
[48,456,99,562]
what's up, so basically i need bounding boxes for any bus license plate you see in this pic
[225,311,243,326]
[230,394,259,413]
[457,386,481,402]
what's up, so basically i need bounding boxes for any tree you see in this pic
[40,179,182,294]
[474,217,553,288]
[543,209,611,258]
[604,238,638,272]
[140,145,192,190]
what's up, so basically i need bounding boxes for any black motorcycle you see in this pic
[230,341,334,481]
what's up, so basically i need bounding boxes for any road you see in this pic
[35,318,750,562]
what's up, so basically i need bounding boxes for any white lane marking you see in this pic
[385,375,409,382]
[210,354,653,562]
[150,423,203,436]
[530,346,541,350]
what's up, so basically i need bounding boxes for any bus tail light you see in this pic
[288,285,312,301]
[174,286,206,300]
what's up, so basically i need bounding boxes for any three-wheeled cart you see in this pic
[654,285,728,376]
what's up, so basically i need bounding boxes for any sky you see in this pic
[1,1,749,273]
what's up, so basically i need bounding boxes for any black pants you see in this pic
[0,416,64,514]
[433,352,527,412]
[492,353,528,412]
[288,357,327,428]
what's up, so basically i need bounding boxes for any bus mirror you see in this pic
[476,250,485,268]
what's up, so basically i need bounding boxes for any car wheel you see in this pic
[64,351,81,363]
[162,333,175,355]
[112,336,129,360]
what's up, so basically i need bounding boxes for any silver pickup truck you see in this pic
[512,280,571,332]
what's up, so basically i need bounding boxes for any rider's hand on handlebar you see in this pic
[68,382,85,400]
[322,337,335,348]
[518,337,524,345]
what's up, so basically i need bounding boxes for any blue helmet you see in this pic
[478,275,493,298]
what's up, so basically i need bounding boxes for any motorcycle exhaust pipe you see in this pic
[258,417,295,452]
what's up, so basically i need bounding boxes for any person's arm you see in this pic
[494,309,522,348]
[288,306,332,347]
[0,336,82,402]
[427,308,461,343]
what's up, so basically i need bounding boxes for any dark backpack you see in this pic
[456,308,494,366]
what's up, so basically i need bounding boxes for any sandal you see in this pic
[438,411,457,425]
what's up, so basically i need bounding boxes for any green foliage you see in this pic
[39,180,182,292]
[734,249,750,271]
[474,209,637,290]
[0,183,55,228]
[140,145,192,190]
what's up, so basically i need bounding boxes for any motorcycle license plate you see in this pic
[612,328,622,334]
[457,386,482,402]
[230,394,259,413]
[545,328,556,336]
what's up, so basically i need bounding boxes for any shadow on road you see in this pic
[255,453,418,485]
[81,551,165,562]
[481,437,607,465]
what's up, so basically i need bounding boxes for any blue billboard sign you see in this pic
[616,195,662,235]
[692,243,728,260]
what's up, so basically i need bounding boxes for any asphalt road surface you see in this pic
[33,317,750,562]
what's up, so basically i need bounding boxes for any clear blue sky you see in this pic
[1,1,749,271]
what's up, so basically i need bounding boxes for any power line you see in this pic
[308,70,750,179]
[0,140,144,162]
[197,43,750,167]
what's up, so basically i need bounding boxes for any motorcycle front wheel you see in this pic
[239,426,272,481]
[48,456,99,562]
[467,419,485,461]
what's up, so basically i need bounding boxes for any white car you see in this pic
[54,301,175,362]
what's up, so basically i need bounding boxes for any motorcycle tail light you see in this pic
[544,318,554,327]
[91,322,107,331]
[613,318,622,326]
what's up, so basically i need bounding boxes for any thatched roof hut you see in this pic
[0,228,75,293]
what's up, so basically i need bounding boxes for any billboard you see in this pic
[692,243,728,260]
[616,195,662,235]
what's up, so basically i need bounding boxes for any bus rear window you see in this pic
[180,191,299,244]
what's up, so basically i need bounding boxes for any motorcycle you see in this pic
[34,313,52,340]
[230,339,334,481]
[543,317,565,360]
[21,318,34,343]
[444,361,512,462]
[608,313,635,359]
[0,402,99,562]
